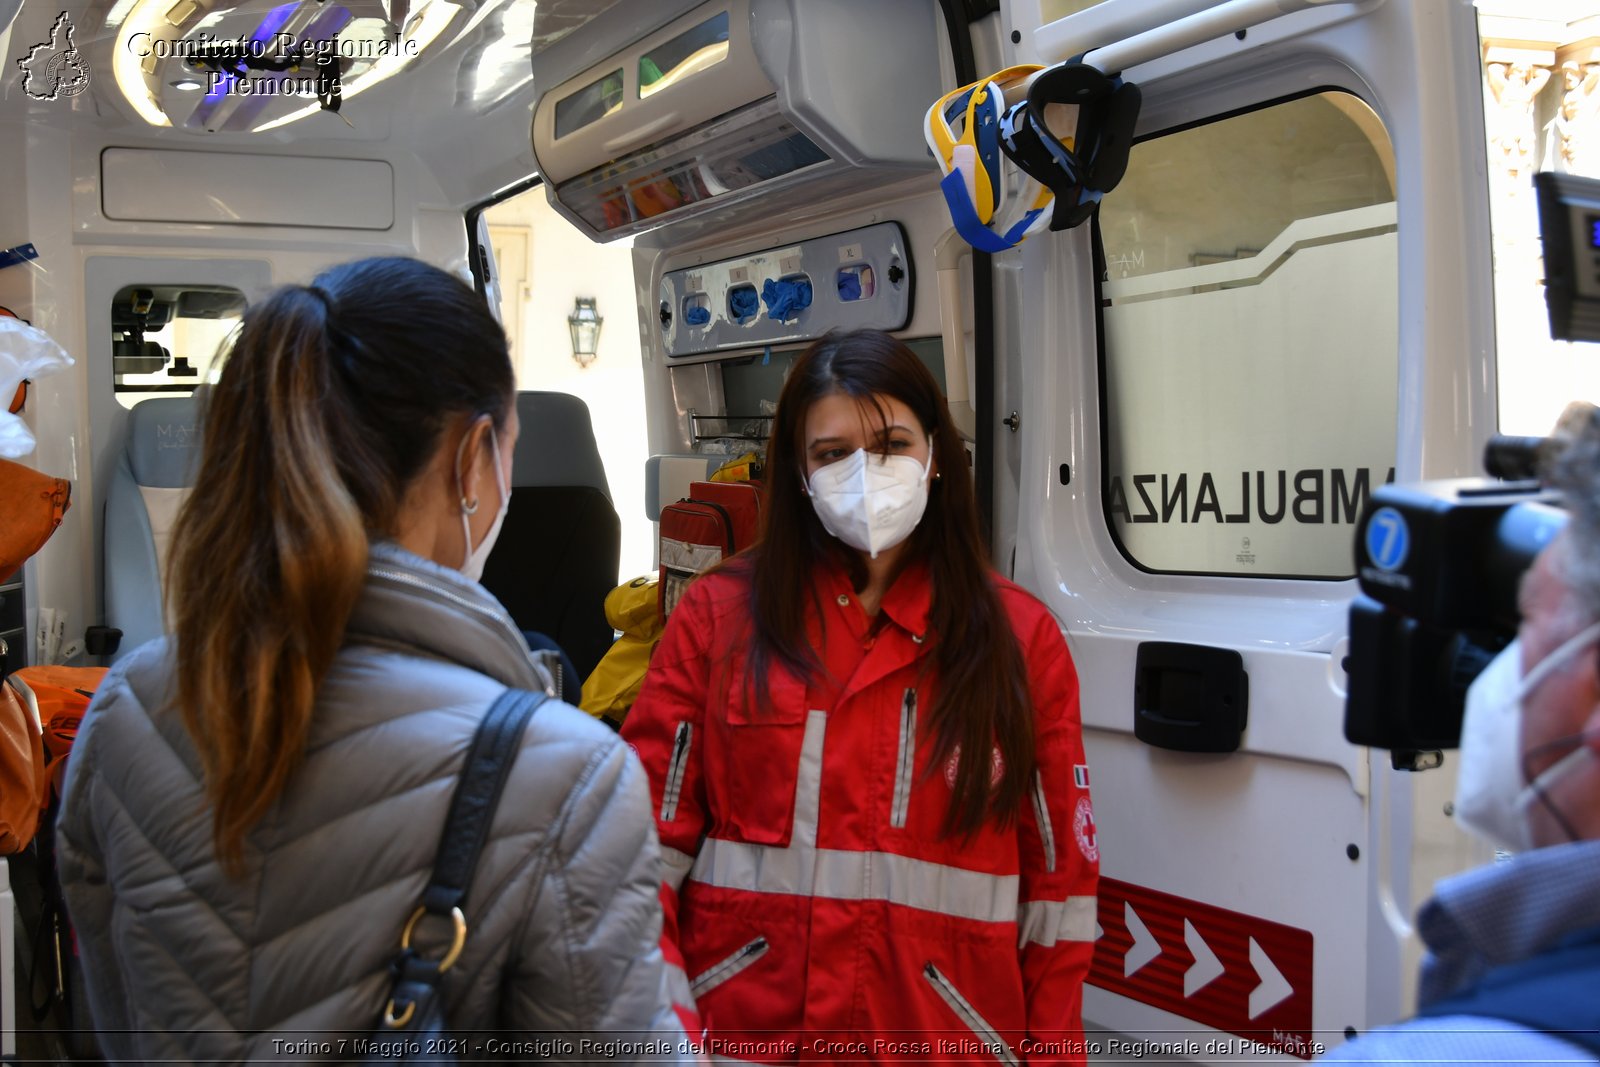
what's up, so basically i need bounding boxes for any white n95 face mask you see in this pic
[458,425,510,583]
[1454,621,1600,852]
[806,446,933,559]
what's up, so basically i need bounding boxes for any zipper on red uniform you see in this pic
[891,688,917,828]
[690,936,769,997]
[661,721,692,822]
[923,962,1020,1065]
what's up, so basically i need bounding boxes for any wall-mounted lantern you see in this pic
[568,296,602,368]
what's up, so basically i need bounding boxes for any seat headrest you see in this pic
[125,395,205,488]
[510,391,610,498]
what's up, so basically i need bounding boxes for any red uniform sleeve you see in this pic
[621,578,717,1039]
[1015,611,1098,1066]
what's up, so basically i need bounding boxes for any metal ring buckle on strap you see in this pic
[400,905,467,971]
[382,905,467,1028]
[383,999,417,1029]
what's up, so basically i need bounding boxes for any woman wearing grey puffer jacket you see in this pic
[56,257,694,1064]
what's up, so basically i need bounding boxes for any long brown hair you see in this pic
[744,328,1035,836]
[165,257,513,874]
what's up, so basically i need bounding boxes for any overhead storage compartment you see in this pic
[530,0,943,241]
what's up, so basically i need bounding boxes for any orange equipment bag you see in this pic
[12,665,106,814]
[0,457,70,585]
[0,668,47,854]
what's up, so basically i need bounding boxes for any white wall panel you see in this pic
[101,149,394,229]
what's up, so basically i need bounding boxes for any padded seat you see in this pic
[480,392,620,684]
[103,396,204,663]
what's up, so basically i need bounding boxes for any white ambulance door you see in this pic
[1006,0,1493,1058]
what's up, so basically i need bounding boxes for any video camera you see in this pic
[1343,171,1600,770]
[1342,464,1565,770]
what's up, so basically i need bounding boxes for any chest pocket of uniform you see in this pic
[708,666,809,847]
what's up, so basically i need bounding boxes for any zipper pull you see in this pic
[673,721,689,758]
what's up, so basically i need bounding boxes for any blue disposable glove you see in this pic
[761,277,813,320]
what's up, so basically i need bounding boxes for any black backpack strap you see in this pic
[375,688,548,1042]
[421,687,549,915]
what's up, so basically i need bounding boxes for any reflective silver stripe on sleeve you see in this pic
[660,845,695,894]
[661,721,692,822]
[924,962,1021,1065]
[689,936,769,997]
[890,688,917,828]
[1032,771,1057,874]
[663,960,695,1009]
[1018,896,1099,948]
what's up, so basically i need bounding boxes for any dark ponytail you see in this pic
[166,257,513,874]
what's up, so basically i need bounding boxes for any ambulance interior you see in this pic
[1,0,1587,1060]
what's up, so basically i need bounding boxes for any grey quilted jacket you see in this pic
[57,543,690,1063]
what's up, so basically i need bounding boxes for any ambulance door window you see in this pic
[1096,91,1398,579]
[479,184,653,581]
[111,285,244,410]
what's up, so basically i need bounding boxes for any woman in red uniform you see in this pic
[624,328,1097,1064]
